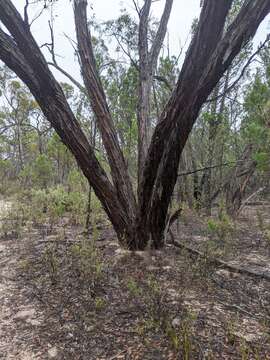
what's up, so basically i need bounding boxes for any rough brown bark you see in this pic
[74,0,137,223]
[137,0,270,249]
[137,0,234,248]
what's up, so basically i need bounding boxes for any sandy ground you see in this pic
[0,201,44,359]
[0,200,269,359]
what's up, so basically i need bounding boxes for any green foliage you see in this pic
[242,71,270,175]
[67,169,87,192]
[7,185,88,231]
[94,297,107,311]
[69,239,103,284]
[0,159,12,193]
[256,210,270,253]
[253,151,270,172]
[32,154,53,188]
[207,213,234,247]
[0,200,27,239]
[66,190,88,225]
[225,318,238,346]
[42,244,59,284]
[126,277,142,297]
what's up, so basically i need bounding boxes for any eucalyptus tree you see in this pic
[0,68,37,171]
[242,44,270,182]
[0,0,269,249]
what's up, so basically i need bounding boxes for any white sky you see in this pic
[9,1,270,85]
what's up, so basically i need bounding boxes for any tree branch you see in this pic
[24,0,29,26]
[169,238,270,282]
[44,18,86,93]
[178,161,239,177]
[149,0,173,72]
[132,0,141,17]
[47,62,85,93]
[154,75,173,91]
[137,0,153,182]
[207,35,270,103]
[139,0,234,231]
[73,0,137,218]
[0,0,131,238]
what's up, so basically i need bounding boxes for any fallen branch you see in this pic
[236,187,265,216]
[164,208,182,244]
[168,237,270,282]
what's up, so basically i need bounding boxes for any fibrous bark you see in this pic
[74,0,137,223]
[136,0,270,249]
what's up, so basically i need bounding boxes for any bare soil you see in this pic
[0,202,270,359]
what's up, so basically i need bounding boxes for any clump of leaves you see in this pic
[173,314,196,359]
[17,185,88,230]
[42,244,59,285]
[225,318,238,346]
[94,297,107,311]
[126,277,143,297]
[208,215,234,242]
[18,259,32,273]
[0,201,26,239]
[207,211,234,252]
[69,239,103,287]
[256,210,265,233]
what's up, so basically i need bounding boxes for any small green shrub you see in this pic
[42,244,59,284]
[0,201,26,238]
[94,297,107,311]
[69,240,103,285]
[207,213,234,248]
[67,169,87,193]
[66,191,87,225]
[15,186,88,229]
[126,277,142,297]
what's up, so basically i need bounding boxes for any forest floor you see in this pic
[0,200,270,359]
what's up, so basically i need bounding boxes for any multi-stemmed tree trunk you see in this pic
[0,0,269,249]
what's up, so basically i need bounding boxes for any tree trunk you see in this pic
[224,144,257,217]
[203,69,231,214]
[74,0,137,224]
[203,86,219,216]
[136,0,270,248]
[137,0,173,186]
